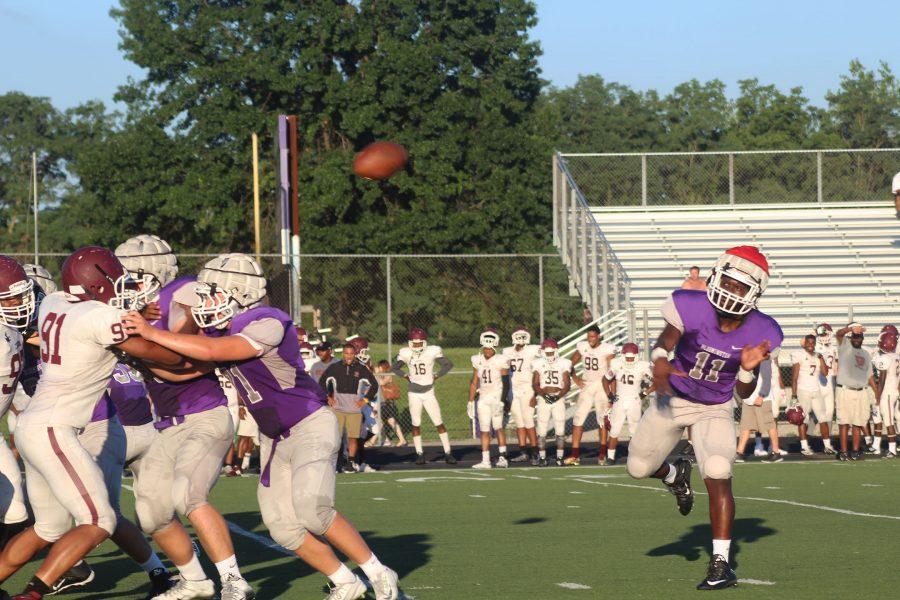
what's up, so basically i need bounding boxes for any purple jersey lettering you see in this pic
[668,290,783,405]
[106,364,153,426]
[223,306,326,438]
[146,277,226,418]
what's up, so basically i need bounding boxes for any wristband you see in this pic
[737,367,755,384]
[650,347,669,362]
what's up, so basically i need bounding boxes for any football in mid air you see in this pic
[353,141,408,180]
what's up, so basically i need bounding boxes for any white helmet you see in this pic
[192,253,266,329]
[511,328,531,346]
[22,263,57,294]
[115,234,178,305]
[706,246,769,316]
[480,328,500,349]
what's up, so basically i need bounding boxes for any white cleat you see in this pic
[325,577,367,600]
[151,576,216,599]
[220,575,255,600]
[800,447,814,456]
[753,448,767,457]
[777,449,788,456]
[371,568,400,600]
[471,460,492,469]
[495,456,509,468]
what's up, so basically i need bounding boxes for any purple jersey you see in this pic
[146,277,226,418]
[221,306,326,439]
[106,364,153,426]
[666,290,783,405]
[90,390,117,422]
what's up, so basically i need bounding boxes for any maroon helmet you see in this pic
[511,327,531,346]
[621,342,639,361]
[408,327,427,354]
[541,338,559,362]
[61,246,138,308]
[0,255,35,331]
[349,336,370,362]
[881,324,898,336]
[786,405,805,426]
[296,326,308,343]
[878,332,898,353]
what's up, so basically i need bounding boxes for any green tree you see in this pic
[825,60,900,148]
[660,79,731,152]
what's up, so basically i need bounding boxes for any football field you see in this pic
[8,460,898,599]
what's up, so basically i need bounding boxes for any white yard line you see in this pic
[557,582,592,589]
[738,578,776,585]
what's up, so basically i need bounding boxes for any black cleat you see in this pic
[664,458,694,516]
[849,451,863,461]
[415,453,427,465]
[604,457,616,466]
[538,458,548,467]
[836,451,849,461]
[47,561,95,596]
[696,554,737,590]
[146,567,175,598]
[444,453,457,465]
[530,454,540,467]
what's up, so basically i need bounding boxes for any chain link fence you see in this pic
[560,148,900,207]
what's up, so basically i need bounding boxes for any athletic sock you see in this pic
[556,447,564,459]
[241,455,251,470]
[327,563,357,586]
[608,448,616,460]
[140,553,165,574]
[865,435,873,446]
[438,431,451,453]
[539,449,547,459]
[177,554,207,582]
[823,438,833,449]
[800,439,810,450]
[413,435,423,455]
[359,553,387,579]
[482,451,490,463]
[712,539,731,561]
[499,445,507,457]
[663,463,677,484]
[889,441,897,453]
[24,576,51,596]
[214,555,242,582]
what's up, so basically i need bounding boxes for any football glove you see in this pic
[466,401,475,419]
[607,393,617,404]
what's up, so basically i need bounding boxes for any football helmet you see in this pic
[706,246,769,316]
[480,328,500,349]
[0,256,36,331]
[815,323,833,345]
[296,326,308,343]
[23,263,57,295]
[349,336,370,362]
[115,234,178,306]
[878,331,898,353]
[192,253,266,330]
[511,327,531,346]
[621,342,639,362]
[881,324,898,336]
[541,338,559,362]
[786,405,805,426]
[61,246,140,309]
[299,342,315,362]
[408,327,427,355]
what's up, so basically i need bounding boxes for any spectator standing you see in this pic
[736,356,783,462]
[320,344,379,472]
[374,360,407,446]
[309,340,337,382]
[681,266,707,291]
[834,324,877,460]
[892,171,900,218]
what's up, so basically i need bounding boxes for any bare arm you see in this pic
[602,373,614,397]
[560,371,571,397]
[818,355,829,377]
[570,351,583,387]
[791,363,799,398]
[652,324,684,394]
[115,335,186,368]
[468,369,479,403]
[122,311,257,362]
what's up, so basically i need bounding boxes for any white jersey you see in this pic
[18,293,126,429]
[0,326,24,417]
[217,368,239,409]
[471,352,509,395]
[873,352,900,395]
[816,344,837,381]
[605,357,652,399]
[532,357,573,392]
[791,349,824,392]
[502,345,541,386]
[397,345,444,386]
[575,340,615,382]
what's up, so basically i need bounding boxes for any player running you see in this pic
[0,247,185,600]
[392,328,455,464]
[122,253,401,600]
[790,334,830,456]
[602,343,653,465]
[531,339,572,467]
[626,246,782,590]
[501,328,541,463]
[468,329,510,469]
[567,325,615,465]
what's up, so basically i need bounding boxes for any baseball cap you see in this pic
[316,341,332,352]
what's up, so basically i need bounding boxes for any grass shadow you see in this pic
[645,517,776,569]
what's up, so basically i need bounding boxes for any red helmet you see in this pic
[881,325,898,336]
[541,338,558,362]
[786,405,805,426]
[61,246,138,308]
[349,336,370,361]
[0,255,35,331]
[878,332,898,353]
[408,327,427,354]
[296,326,308,343]
[707,246,769,316]
[621,342,639,360]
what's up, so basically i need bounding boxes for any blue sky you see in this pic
[1,0,897,110]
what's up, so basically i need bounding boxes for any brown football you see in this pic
[352,141,409,180]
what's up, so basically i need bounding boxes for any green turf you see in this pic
[7,460,898,599]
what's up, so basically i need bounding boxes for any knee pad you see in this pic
[626,455,656,480]
[702,455,732,480]
[266,519,305,551]
[295,494,337,537]
[135,496,175,535]
[173,473,210,517]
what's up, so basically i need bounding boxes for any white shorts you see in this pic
[476,393,504,433]
[797,388,834,424]
[836,386,869,427]
[536,398,566,437]
[0,433,27,525]
[573,380,608,427]
[872,393,898,429]
[508,383,535,429]
[408,389,444,428]
[608,397,642,438]
[18,424,117,542]
[238,410,260,442]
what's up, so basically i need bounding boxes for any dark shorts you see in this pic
[381,401,399,421]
